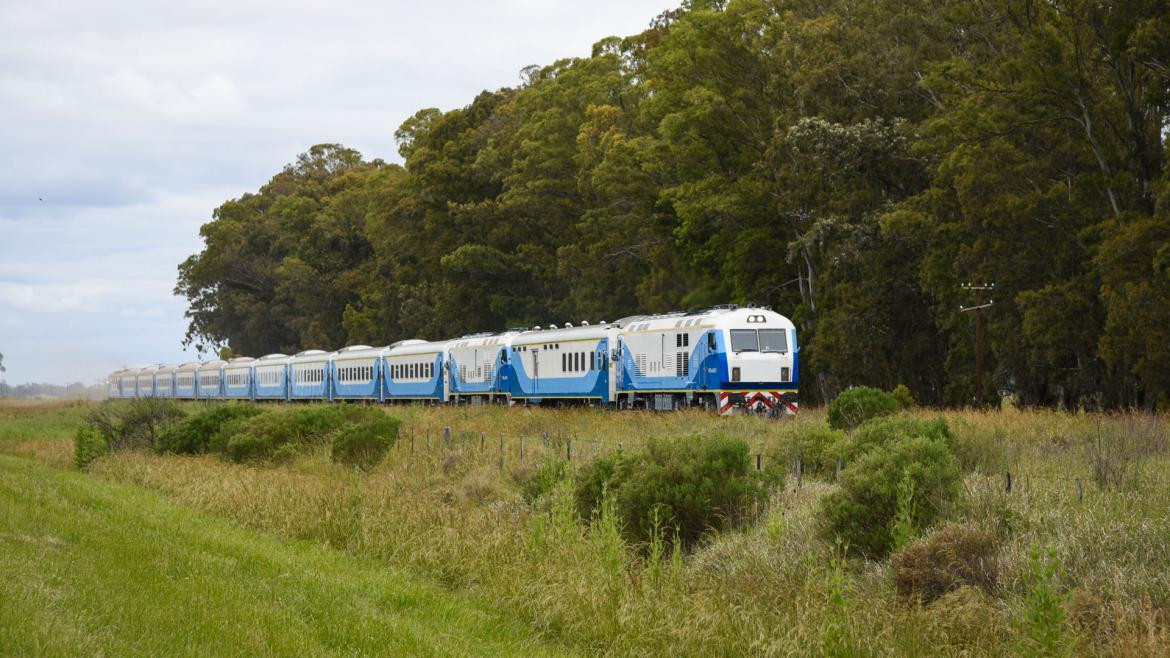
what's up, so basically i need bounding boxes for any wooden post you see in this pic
[1005,471,1012,494]
[1076,477,1082,502]
[567,437,572,462]
[443,426,452,448]
[796,454,803,488]
[480,432,485,451]
[498,434,504,471]
[755,453,762,472]
[835,456,842,481]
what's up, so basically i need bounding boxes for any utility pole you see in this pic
[960,283,995,406]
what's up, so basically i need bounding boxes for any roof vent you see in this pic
[581,320,590,326]
[534,325,542,330]
[550,323,558,329]
[564,322,573,328]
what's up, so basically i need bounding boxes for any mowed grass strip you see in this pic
[0,454,569,657]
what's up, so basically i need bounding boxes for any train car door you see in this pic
[532,350,540,394]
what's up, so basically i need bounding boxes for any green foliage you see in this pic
[1017,549,1071,657]
[73,424,108,469]
[891,384,916,410]
[330,415,401,470]
[763,422,846,481]
[820,434,961,558]
[158,403,267,454]
[576,436,764,550]
[827,413,955,469]
[226,405,382,464]
[827,386,898,430]
[77,399,187,455]
[573,452,619,519]
[520,459,569,504]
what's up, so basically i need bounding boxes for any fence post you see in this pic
[567,437,573,462]
[834,456,842,482]
[755,453,762,472]
[618,442,623,452]
[1076,477,1082,502]
[796,454,803,488]
[499,434,504,471]
[443,426,452,448]
[1005,471,1012,494]
[480,432,485,451]
[520,434,525,460]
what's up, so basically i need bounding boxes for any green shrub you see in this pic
[76,399,187,455]
[820,434,961,558]
[521,459,570,504]
[577,436,765,550]
[573,452,619,517]
[891,523,999,603]
[828,414,954,465]
[224,405,383,464]
[73,424,109,469]
[765,424,848,480]
[157,403,267,454]
[331,415,401,470]
[827,386,899,430]
[892,384,917,410]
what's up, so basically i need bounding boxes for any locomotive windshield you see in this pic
[730,330,759,352]
[759,329,788,353]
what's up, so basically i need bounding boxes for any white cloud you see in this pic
[0,0,677,385]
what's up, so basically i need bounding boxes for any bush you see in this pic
[74,424,108,469]
[157,403,267,454]
[224,405,383,464]
[891,523,999,603]
[573,452,619,517]
[520,459,569,504]
[820,434,961,557]
[331,415,401,470]
[827,386,899,431]
[764,424,847,482]
[891,384,917,410]
[76,399,187,455]
[828,414,954,465]
[577,436,765,550]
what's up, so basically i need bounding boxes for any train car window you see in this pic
[730,330,759,352]
[707,332,716,351]
[590,352,595,371]
[759,329,788,353]
[561,353,567,371]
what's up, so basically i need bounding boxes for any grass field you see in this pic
[0,406,566,657]
[3,399,1169,655]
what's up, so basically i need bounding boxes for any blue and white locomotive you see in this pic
[106,305,798,415]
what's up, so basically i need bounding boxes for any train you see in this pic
[106,305,799,416]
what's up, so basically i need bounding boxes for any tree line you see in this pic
[176,0,1170,408]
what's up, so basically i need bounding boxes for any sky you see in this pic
[0,0,676,386]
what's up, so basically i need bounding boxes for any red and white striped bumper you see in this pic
[718,391,799,416]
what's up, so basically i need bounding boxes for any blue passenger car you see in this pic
[253,353,290,401]
[383,340,446,401]
[223,357,255,400]
[331,346,385,401]
[175,362,200,399]
[447,332,519,402]
[196,360,226,400]
[288,350,331,401]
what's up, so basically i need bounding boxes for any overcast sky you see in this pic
[0,0,676,386]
